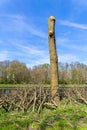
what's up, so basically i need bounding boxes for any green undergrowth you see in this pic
[0,100,87,130]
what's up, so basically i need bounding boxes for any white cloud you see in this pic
[0,51,9,61]
[17,44,45,56]
[59,54,78,63]
[80,60,87,65]
[59,20,87,30]
[2,40,49,67]
[56,37,69,45]
[57,37,87,52]
[26,56,50,68]
[0,14,46,39]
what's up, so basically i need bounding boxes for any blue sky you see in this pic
[0,0,87,67]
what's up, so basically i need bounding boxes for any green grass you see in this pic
[64,84,87,87]
[0,84,50,87]
[0,84,23,87]
[0,83,87,88]
[0,100,87,130]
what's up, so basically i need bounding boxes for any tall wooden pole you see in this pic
[48,16,60,105]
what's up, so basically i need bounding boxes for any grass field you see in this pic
[0,99,87,130]
[0,83,87,87]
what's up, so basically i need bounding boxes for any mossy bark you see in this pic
[48,16,60,105]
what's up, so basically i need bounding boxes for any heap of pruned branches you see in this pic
[60,86,87,105]
[0,86,56,113]
[0,86,87,112]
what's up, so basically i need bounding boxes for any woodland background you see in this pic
[0,60,87,84]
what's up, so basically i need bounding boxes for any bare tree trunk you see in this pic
[48,16,60,105]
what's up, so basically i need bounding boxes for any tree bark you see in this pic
[48,16,60,105]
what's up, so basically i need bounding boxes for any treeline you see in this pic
[0,60,87,84]
[0,60,50,84]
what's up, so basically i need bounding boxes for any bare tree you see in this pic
[48,16,60,105]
